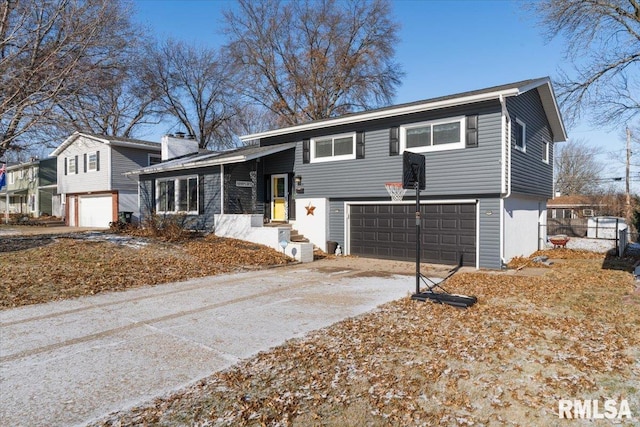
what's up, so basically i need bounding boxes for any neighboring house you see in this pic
[51,132,161,227]
[547,195,604,219]
[0,158,60,218]
[131,77,566,269]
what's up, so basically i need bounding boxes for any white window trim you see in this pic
[67,157,76,174]
[155,175,199,215]
[310,132,356,163]
[514,118,526,152]
[400,116,466,154]
[542,138,549,164]
[8,171,14,185]
[88,152,98,172]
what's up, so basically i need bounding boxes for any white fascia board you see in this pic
[50,132,110,157]
[240,90,522,142]
[50,133,81,157]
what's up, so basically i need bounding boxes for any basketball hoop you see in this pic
[385,182,406,201]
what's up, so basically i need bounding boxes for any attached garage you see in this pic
[78,195,114,227]
[349,202,477,267]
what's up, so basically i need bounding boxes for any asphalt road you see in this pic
[1,260,420,426]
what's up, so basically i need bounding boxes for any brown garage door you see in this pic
[349,203,476,266]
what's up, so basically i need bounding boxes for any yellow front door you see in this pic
[271,174,287,221]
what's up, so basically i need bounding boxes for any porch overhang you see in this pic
[126,142,297,176]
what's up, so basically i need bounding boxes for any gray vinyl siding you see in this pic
[328,199,346,248]
[288,102,504,199]
[478,198,501,269]
[111,146,159,191]
[139,166,221,230]
[507,90,554,198]
[262,149,295,175]
[225,161,257,214]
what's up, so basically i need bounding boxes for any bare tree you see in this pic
[51,55,164,138]
[530,0,640,127]
[141,40,240,151]
[555,139,606,195]
[0,0,140,157]
[223,0,403,126]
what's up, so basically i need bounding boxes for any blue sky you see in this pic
[132,0,633,191]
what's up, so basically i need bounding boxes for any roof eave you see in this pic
[239,88,522,142]
[127,142,296,176]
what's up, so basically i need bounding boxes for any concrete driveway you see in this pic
[0,260,420,426]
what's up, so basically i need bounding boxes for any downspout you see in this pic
[499,95,512,267]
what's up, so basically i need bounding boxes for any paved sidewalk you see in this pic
[1,262,417,426]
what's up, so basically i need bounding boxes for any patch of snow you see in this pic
[545,237,615,253]
[81,232,149,249]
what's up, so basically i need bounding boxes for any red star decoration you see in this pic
[305,203,316,216]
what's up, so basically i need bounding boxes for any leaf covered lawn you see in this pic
[95,249,640,426]
[0,234,293,308]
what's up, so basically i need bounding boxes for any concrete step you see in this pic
[262,222,310,243]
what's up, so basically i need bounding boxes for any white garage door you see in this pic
[79,195,113,227]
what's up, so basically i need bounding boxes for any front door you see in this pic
[271,174,288,221]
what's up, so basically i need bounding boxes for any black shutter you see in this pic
[466,115,478,148]
[389,127,399,156]
[356,131,365,159]
[302,139,310,164]
[74,155,79,174]
[64,158,67,175]
[83,153,87,172]
[96,151,100,171]
[198,175,204,214]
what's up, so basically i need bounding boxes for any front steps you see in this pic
[264,222,310,243]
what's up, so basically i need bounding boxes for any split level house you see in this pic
[0,158,59,218]
[51,132,161,227]
[131,77,567,269]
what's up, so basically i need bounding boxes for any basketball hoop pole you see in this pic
[415,181,420,295]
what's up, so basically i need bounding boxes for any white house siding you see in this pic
[503,196,544,262]
[57,136,110,194]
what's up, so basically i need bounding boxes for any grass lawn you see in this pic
[0,233,293,308]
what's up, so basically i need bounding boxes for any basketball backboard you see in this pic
[402,151,425,190]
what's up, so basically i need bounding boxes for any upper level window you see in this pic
[514,119,526,152]
[67,157,76,174]
[542,139,549,163]
[8,171,14,185]
[156,176,198,214]
[149,154,162,166]
[311,133,355,162]
[400,117,465,153]
[88,152,98,171]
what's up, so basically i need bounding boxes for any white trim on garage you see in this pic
[343,199,479,269]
